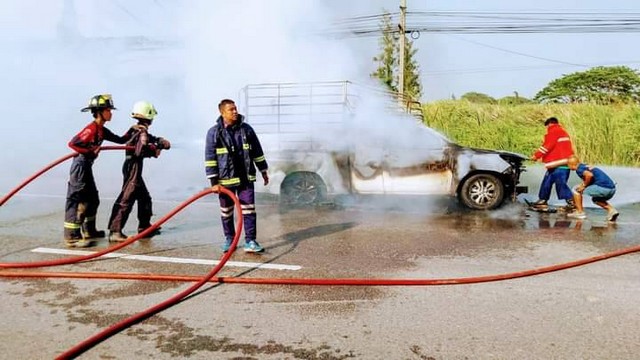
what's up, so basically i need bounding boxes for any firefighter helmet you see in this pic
[81,94,117,112]
[131,101,157,121]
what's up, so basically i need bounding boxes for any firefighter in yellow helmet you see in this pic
[107,101,171,242]
[64,94,135,248]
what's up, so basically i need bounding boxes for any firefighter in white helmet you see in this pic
[107,101,171,242]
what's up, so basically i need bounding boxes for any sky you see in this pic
[340,0,640,101]
[2,0,640,203]
[1,0,639,100]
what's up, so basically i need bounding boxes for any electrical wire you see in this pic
[326,10,640,37]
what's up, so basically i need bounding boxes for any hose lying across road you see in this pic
[1,147,640,358]
[53,186,242,360]
[0,147,242,359]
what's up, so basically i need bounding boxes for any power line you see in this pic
[446,35,587,67]
[421,60,640,76]
[326,10,640,37]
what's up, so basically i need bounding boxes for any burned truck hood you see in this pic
[449,144,527,179]
[466,147,527,161]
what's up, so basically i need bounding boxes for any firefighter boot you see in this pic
[82,220,106,239]
[109,231,129,243]
[64,228,94,248]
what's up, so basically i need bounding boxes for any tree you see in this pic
[534,66,640,104]
[498,95,533,105]
[371,12,397,93]
[371,11,423,100]
[402,37,422,100]
[461,92,496,104]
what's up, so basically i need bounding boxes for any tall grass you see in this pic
[423,101,640,166]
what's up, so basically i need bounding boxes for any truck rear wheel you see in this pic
[459,173,504,210]
[280,172,327,206]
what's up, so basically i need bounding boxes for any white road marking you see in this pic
[31,247,301,271]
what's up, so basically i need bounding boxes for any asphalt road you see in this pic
[1,195,640,359]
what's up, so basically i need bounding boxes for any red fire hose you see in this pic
[3,239,640,286]
[53,186,242,360]
[0,147,242,359]
[2,147,640,359]
[0,146,131,207]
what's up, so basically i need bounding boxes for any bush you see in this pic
[422,101,640,166]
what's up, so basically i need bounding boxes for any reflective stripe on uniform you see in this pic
[544,158,569,168]
[253,155,265,162]
[216,148,228,155]
[220,178,241,186]
[205,160,217,167]
[538,146,548,154]
[557,137,570,142]
[220,205,234,219]
[241,204,256,215]
[242,144,250,150]
[248,175,257,181]
[64,222,81,229]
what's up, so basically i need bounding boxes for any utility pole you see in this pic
[398,0,407,102]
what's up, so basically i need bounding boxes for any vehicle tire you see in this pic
[280,172,327,207]
[459,173,504,210]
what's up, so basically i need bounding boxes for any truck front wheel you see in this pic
[280,172,327,206]
[459,173,505,210]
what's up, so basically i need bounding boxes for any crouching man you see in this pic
[567,156,619,222]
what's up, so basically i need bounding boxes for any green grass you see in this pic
[423,101,640,166]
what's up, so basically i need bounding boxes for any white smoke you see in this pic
[0,0,363,201]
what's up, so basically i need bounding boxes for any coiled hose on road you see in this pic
[2,147,640,358]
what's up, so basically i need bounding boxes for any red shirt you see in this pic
[532,123,574,168]
[68,121,130,157]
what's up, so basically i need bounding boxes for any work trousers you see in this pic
[108,160,152,232]
[218,183,256,242]
[538,167,572,201]
[64,156,99,235]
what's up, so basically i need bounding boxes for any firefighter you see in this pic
[205,99,269,253]
[64,94,134,248]
[107,101,171,242]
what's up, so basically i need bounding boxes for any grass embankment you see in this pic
[423,101,640,167]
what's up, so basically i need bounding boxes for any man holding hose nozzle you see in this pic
[205,99,269,253]
[64,94,135,248]
[529,117,576,211]
[107,101,171,242]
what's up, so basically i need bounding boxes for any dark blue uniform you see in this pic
[205,115,268,243]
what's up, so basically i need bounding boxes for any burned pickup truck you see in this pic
[240,81,527,210]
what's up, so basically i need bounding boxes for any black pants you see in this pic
[108,159,152,232]
[64,156,99,235]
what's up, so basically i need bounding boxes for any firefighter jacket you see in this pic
[121,126,169,175]
[205,115,268,187]
[68,121,132,160]
[532,123,574,168]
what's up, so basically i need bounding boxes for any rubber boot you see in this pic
[64,228,94,248]
[82,219,105,239]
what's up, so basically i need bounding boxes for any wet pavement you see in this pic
[1,194,640,359]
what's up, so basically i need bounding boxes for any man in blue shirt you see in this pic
[567,156,619,221]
